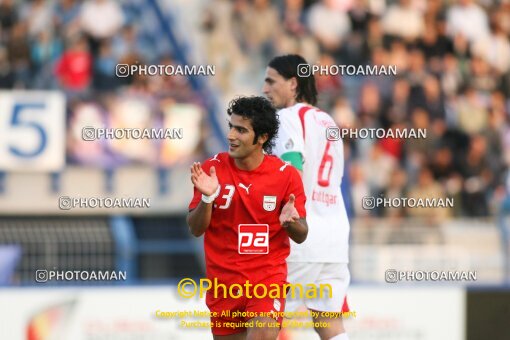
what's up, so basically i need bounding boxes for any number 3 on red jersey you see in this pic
[218,184,235,209]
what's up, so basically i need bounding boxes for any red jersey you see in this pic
[189,152,306,286]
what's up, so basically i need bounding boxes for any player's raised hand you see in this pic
[279,194,300,226]
[190,162,219,196]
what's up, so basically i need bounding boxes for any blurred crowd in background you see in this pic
[0,0,208,168]
[1,0,509,219]
[203,0,510,219]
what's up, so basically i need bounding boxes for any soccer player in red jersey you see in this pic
[187,96,308,340]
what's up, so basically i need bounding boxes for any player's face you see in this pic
[263,67,297,109]
[227,114,265,159]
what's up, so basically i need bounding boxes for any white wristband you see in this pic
[201,185,220,204]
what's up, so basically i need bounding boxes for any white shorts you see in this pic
[284,262,350,314]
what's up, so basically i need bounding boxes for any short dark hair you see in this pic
[227,96,279,154]
[268,54,318,105]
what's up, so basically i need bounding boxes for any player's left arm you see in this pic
[279,168,308,243]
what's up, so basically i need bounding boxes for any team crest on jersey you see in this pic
[285,138,294,150]
[263,196,277,211]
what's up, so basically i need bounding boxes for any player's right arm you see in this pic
[186,162,219,237]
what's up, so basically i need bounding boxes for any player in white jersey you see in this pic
[263,54,350,340]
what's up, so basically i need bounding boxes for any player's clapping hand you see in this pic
[190,162,219,196]
[279,194,300,227]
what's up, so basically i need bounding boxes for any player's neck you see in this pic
[234,152,265,171]
[285,97,297,107]
[285,99,308,108]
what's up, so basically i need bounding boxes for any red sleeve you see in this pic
[188,161,213,211]
[284,167,306,218]
[188,186,202,211]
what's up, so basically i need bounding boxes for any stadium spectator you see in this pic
[93,40,119,91]
[0,46,14,88]
[79,0,124,57]
[417,21,453,73]
[382,77,411,129]
[446,0,490,44]
[282,0,306,36]
[407,166,451,221]
[459,135,492,216]
[331,95,356,128]
[430,146,457,183]
[387,40,410,75]
[202,0,247,92]
[0,0,17,42]
[6,22,31,88]
[419,75,446,122]
[454,86,489,134]
[380,168,408,218]
[276,0,320,63]
[468,56,499,94]
[382,0,425,41]
[20,0,53,39]
[407,48,430,89]
[55,35,92,92]
[350,161,371,217]
[307,0,351,60]
[315,53,343,105]
[241,0,279,62]
[55,0,82,30]
[112,25,151,64]
[440,54,464,98]
[31,30,62,88]
[379,122,407,159]
[362,143,397,196]
[472,11,510,74]
[405,108,439,157]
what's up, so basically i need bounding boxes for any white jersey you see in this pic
[274,103,350,263]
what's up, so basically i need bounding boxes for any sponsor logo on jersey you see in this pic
[238,224,269,254]
[210,153,221,162]
[238,183,252,194]
[263,196,277,211]
[279,162,290,172]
